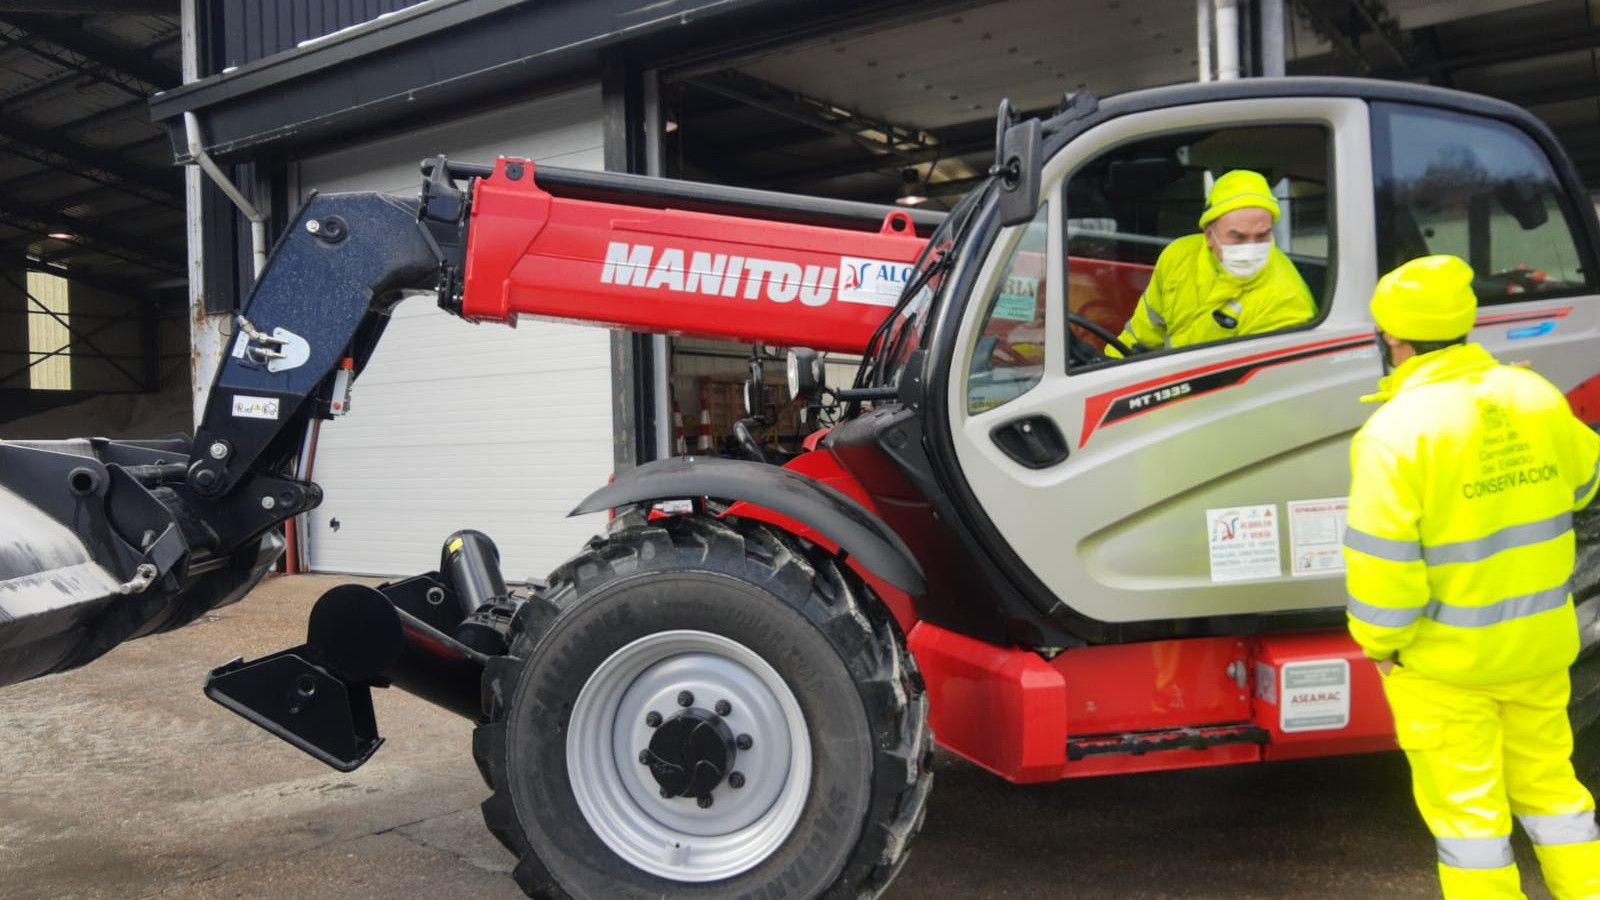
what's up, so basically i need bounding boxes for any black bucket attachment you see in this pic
[206,531,536,770]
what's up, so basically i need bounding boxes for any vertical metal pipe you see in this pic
[642,69,672,460]
[1197,0,1214,82]
[1215,0,1241,81]
[181,0,225,429]
[1259,0,1286,77]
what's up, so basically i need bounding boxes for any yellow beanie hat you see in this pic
[1198,169,1280,230]
[1370,255,1478,341]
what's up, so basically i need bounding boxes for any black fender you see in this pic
[570,456,926,596]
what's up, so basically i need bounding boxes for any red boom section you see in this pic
[459,159,930,354]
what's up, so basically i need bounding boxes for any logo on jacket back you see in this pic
[598,242,908,308]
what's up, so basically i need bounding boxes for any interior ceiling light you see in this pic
[664,119,679,133]
[47,231,74,241]
[896,168,928,206]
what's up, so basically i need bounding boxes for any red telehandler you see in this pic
[4,77,1600,898]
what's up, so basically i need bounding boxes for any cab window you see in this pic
[1061,124,1332,365]
[1373,102,1594,303]
[967,203,1048,413]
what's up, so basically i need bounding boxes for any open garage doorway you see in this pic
[652,0,1202,460]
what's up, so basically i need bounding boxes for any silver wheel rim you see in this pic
[566,629,812,882]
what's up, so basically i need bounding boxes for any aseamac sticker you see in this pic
[1280,659,1350,732]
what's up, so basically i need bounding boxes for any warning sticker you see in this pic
[1280,659,1350,732]
[1288,497,1349,577]
[231,395,279,420]
[1206,505,1281,582]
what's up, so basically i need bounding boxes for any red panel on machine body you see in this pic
[459,160,929,353]
[910,621,1399,783]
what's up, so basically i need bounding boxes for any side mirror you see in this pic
[992,98,1042,228]
[742,355,765,417]
[786,347,825,404]
[1495,179,1548,230]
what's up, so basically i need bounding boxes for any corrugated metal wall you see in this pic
[220,0,429,69]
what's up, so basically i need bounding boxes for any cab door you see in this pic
[945,96,1600,628]
[948,98,1378,626]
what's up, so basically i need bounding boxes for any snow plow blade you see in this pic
[0,436,292,690]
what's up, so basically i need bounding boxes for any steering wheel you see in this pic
[1066,311,1134,358]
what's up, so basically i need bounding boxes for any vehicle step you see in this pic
[1066,723,1270,760]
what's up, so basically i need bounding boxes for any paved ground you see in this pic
[2,574,1595,899]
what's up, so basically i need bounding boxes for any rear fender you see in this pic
[569,455,926,614]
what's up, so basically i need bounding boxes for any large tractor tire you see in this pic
[473,513,932,900]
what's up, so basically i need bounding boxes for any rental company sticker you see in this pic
[1288,497,1349,577]
[837,256,913,306]
[231,395,280,420]
[1206,504,1281,582]
[1280,659,1350,732]
[991,275,1040,321]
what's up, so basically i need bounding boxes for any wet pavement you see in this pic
[1,574,1593,899]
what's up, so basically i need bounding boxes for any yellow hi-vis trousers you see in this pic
[1382,666,1600,899]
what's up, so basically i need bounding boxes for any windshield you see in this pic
[855,180,994,391]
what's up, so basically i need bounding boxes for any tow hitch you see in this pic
[205,530,535,771]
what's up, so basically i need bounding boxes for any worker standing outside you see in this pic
[1344,254,1600,899]
[1108,168,1315,355]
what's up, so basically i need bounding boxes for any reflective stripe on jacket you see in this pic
[1108,233,1316,355]
[1344,342,1600,685]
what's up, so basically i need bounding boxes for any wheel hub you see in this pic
[642,708,736,799]
[567,630,811,881]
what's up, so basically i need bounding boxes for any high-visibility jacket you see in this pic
[1108,233,1316,355]
[1344,342,1600,685]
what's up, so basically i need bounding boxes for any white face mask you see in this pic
[1218,241,1272,279]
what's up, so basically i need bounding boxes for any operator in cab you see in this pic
[1107,169,1315,356]
[1343,255,1600,900]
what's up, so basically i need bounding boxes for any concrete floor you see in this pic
[2,574,1594,899]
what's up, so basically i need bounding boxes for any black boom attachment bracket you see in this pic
[186,189,461,502]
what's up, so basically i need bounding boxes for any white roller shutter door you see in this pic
[297,86,612,582]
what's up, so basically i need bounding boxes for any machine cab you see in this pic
[909,81,1600,632]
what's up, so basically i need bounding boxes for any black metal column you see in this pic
[602,57,660,471]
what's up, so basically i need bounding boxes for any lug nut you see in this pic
[659,787,671,798]
[728,772,745,789]
[638,750,651,765]
[714,699,732,716]
[736,734,753,751]
[697,795,714,809]
[645,711,662,727]
[677,691,694,708]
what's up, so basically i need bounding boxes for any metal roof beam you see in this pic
[1341,0,1411,70]
[20,259,166,304]
[0,197,180,274]
[0,115,178,204]
[0,1,176,11]
[682,71,940,166]
[0,14,177,90]
[0,21,150,101]
[1292,0,1374,73]
[1374,28,1600,77]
